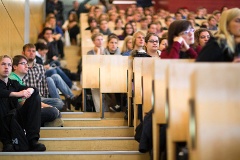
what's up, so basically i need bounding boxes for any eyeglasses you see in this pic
[200,35,210,39]
[148,40,159,43]
[18,62,28,66]
[181,28,195,35]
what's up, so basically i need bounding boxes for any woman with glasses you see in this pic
[193,28,213,54]
[161,20,198,59]
[145,33,161,57]
[197,8,240,62]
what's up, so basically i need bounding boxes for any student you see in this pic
[158,37,168,56]
[130,30,149,57]
[118,22,134,40]
[0,55,46,152]
[197,8,240,62]
[9,55,63,127]
[103,34,121,55]
[161,20,198,59]
[21,43,74,111]
[99,19,112,35]
[87,33,105,55]
[121,36,133,56]
[193,28,212,54]
[145,33,160,57]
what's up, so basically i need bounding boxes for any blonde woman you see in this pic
[197,8,240,62]
[121,36,133,56]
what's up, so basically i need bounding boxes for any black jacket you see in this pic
[196,37,240,62]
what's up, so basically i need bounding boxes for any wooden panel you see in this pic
[133,58,143,104]
[189,64,240,160]
[152,59,193,160]
[29,0,44,43]
[61,112,125,118]
[62,118,128,127]
[82,55,101,88]
[0,0,24,56]
[38,138,139,151]
[142,58,155,115]
[40,127,134,138]
[0,152,149,160]
[100,56,128,93]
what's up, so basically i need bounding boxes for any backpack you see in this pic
[5,109,29,151]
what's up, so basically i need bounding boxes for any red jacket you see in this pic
[160,42,198,59]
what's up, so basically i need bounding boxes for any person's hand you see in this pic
[173,36,184,44]
[19,90,32,99]
[26,88,34,94]
[233,56,240,63]
[180,39,190,52]
[53,34,61,41]
[52,56,58,61]
[44,64,50,70]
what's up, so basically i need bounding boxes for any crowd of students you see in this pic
[0,0,239,153]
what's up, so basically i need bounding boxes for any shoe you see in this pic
[2,143,15,152]
[70,95,82,110]
[44,118,64,127]
[71,84,80,91]
[110,105,121,112]
[29,142,46,151]
[71,82,80,91]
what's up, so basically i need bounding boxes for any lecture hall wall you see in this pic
[0,0,44,57]
[155,0,240,13]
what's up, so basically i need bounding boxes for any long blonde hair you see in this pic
[121,36,133,53]
[215,8,240,53]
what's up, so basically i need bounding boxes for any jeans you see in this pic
[41,97,64,110]
[46,74,74,99]
[41,107,61,127]
[45,67,72,88]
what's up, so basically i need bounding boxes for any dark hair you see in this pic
[167,20,192,53]
[12,55,28,71]
[148,22,156,29]
[35,42,48,51]
[159,37,167,45]
[194,28,213,46]
[90,26,100,33]
[145,33,159,43]
[88,17,97,26]
[42,27,53,35]
[23,43,35,52]
[107,33,119,43]
[122,22,134,37]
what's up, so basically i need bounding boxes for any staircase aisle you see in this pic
[0,46,149,159]
[0,112,149,160]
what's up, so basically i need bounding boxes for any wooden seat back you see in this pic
[189,64,240,160]
[152,59,193,160]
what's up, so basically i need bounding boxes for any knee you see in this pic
[51,74,61,81]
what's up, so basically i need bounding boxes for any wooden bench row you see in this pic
[82,55,240,160]
[148,60,240,160]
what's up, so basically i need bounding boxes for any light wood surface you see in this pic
[39,138,139,151]
[189,64,240,160]
[0,152,149,160]
[40,127,134,138]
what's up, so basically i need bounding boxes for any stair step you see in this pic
[62,118,127,127]
[0,151,149,160]
[38,137,138,151]
[61,112,125,118]
[40,126,134,138]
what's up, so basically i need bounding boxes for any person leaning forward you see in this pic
[0,55,46,152]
